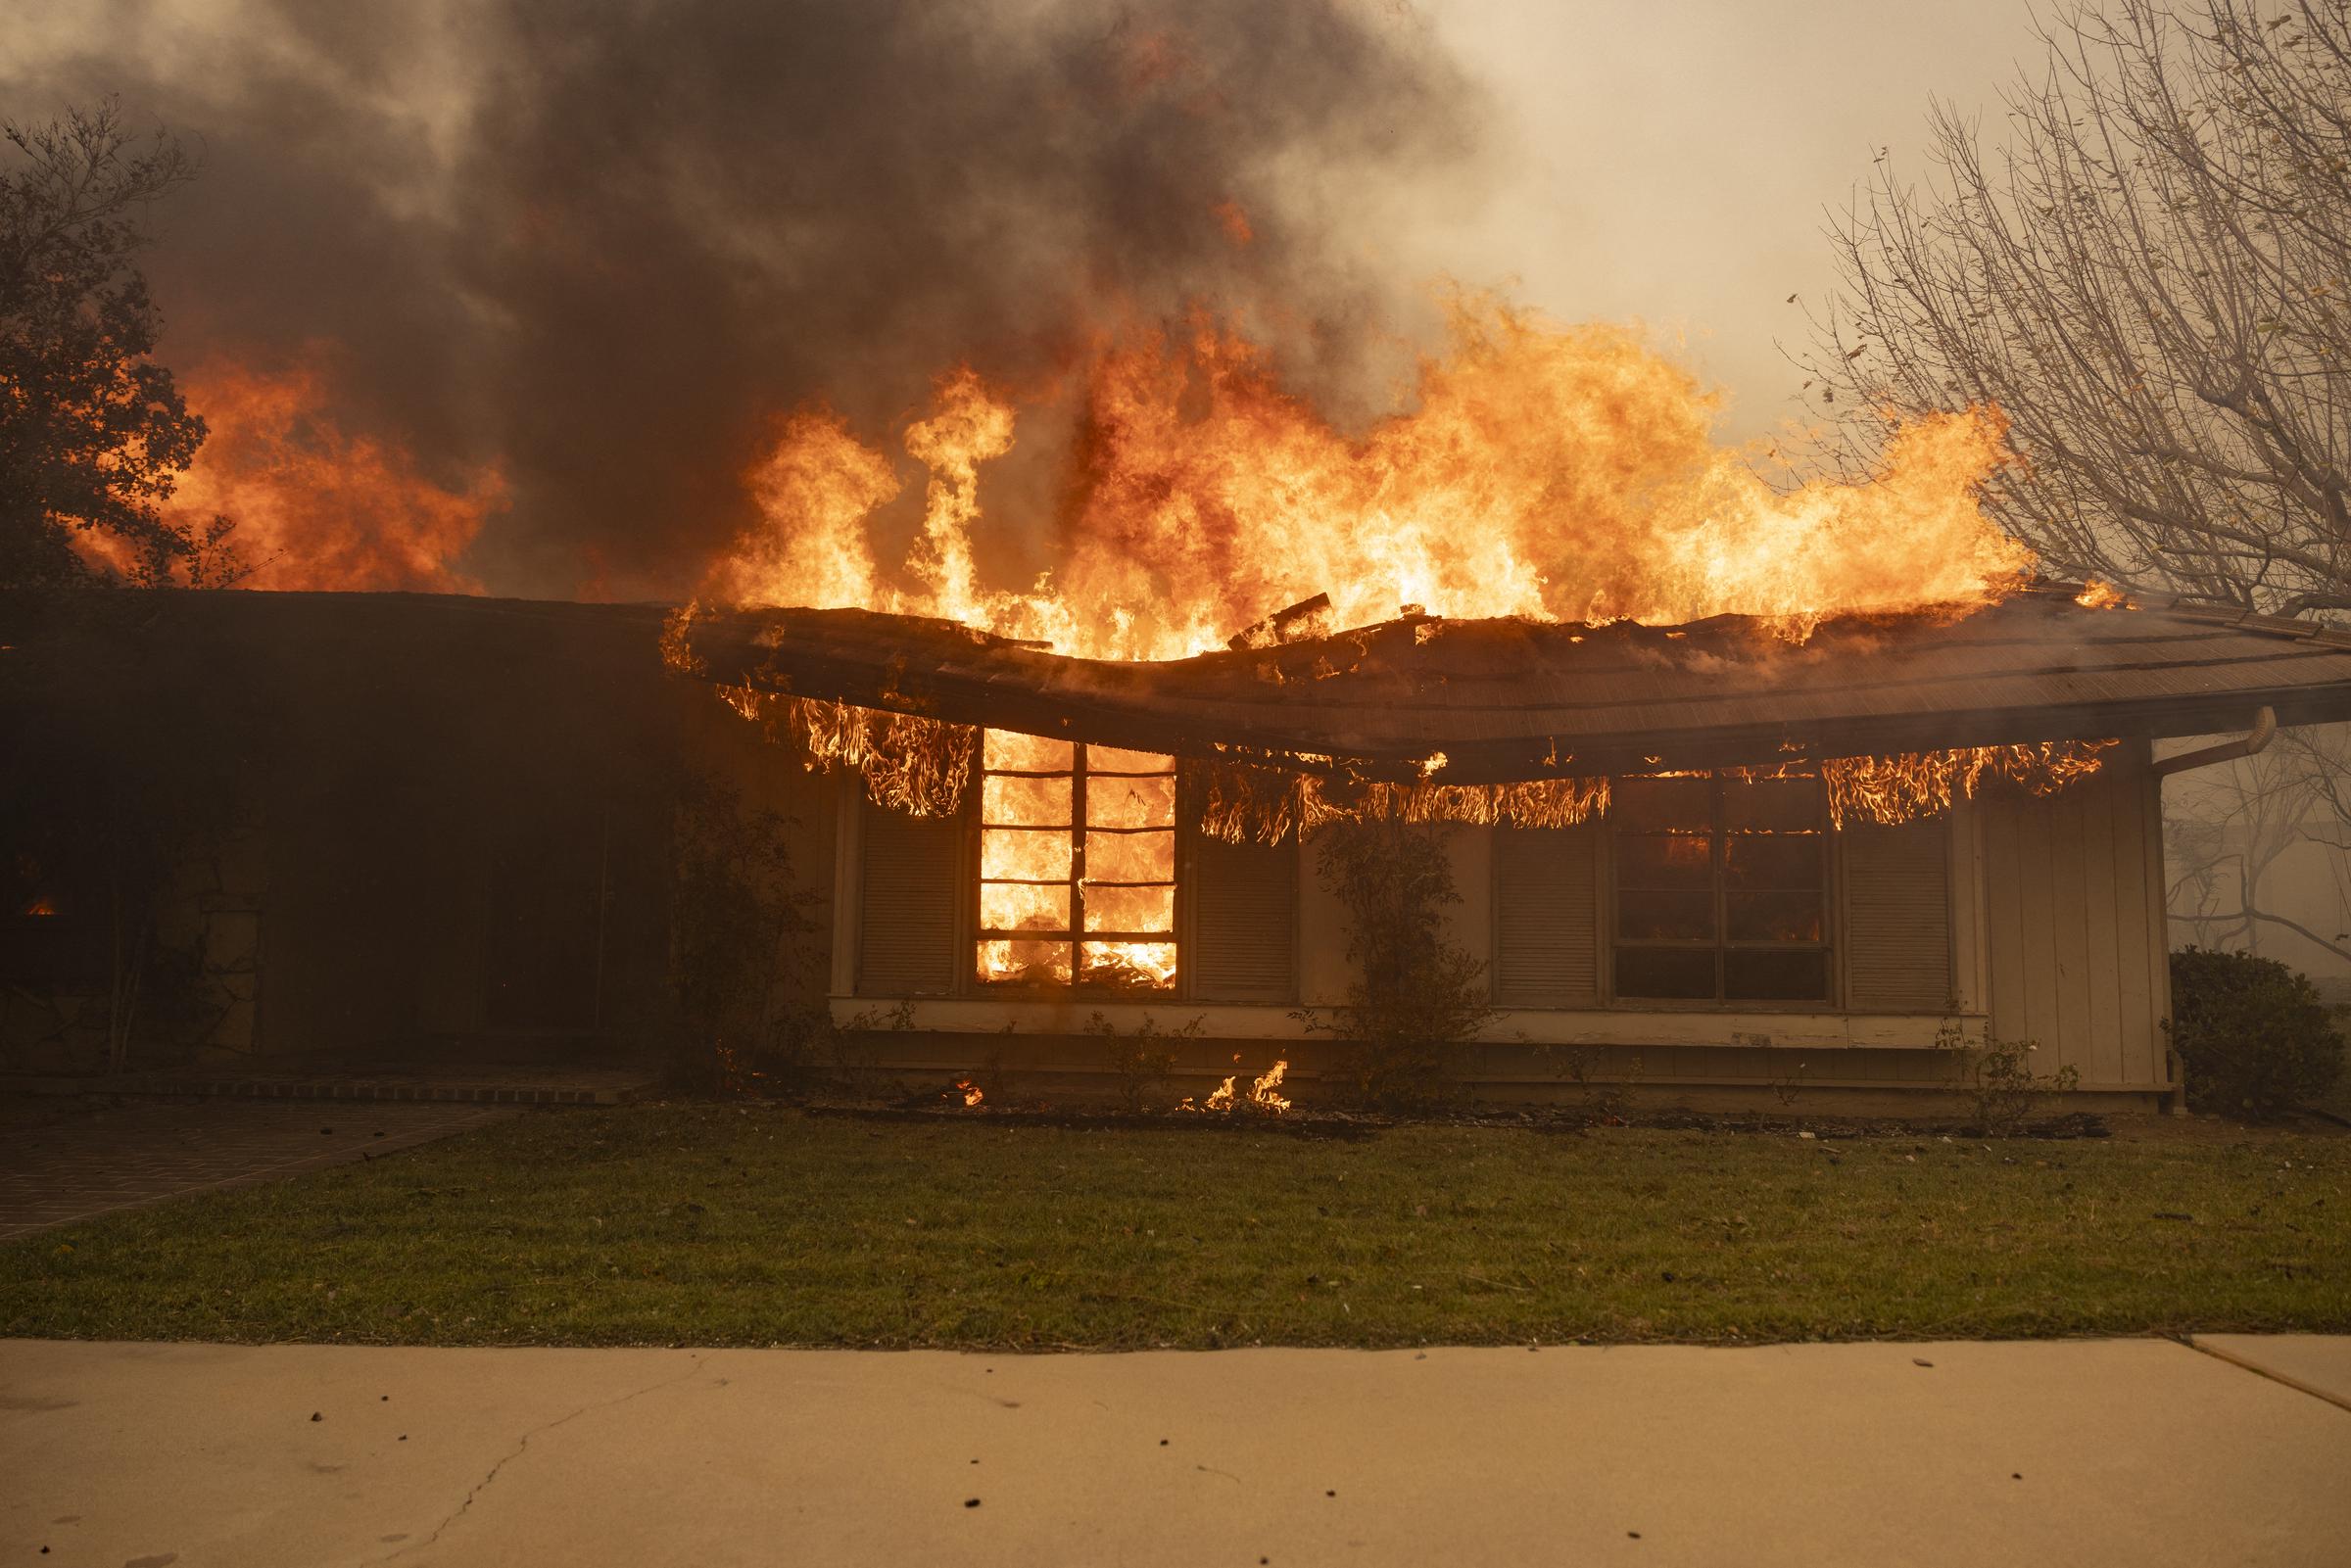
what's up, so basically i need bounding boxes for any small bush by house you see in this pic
[2168,947,2344,1118]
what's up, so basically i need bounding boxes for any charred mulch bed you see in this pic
[3,1103,2345,1350]
[809,1094,2119,1143]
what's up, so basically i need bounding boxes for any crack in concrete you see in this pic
[378,1355,715,1561]
[2183,1337,2351,1415]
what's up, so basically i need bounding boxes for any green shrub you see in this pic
[1298,819,1495,1110]
[2168,947,2344,1118]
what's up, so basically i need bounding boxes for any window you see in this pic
[1611,772,1830,1003]
[976,731,1177,990]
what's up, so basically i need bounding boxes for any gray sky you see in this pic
[1414,0,2041,437]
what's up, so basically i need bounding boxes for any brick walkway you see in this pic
[0,1096,514,1240]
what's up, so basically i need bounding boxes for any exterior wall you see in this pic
[2,594,838,1075]
[1976,740,2174,1092]
[835,748,2180,1104]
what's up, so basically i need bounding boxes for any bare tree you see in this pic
[2166,740,2351,961]
[1805,2,2351,978]
[1804,0,2351,616]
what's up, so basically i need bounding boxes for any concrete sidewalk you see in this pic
[2,1337,2345,1567]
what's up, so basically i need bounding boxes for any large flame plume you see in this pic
[690,295,2097,999]
[709,296,2035,656]
[161,358,507,592]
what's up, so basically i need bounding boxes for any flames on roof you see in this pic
[668,580,2351,833]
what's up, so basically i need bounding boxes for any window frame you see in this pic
[1605,772,1840,1010]
[967,734,1181,995]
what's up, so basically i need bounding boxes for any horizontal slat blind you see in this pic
[1187,833,1296,1003]
[857,801,961,996]
[1842,819,1953,1011]
[1493,826,1599,1006]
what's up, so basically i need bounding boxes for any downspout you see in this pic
[2151,706,2277,777]
[2148,706,2278,1115]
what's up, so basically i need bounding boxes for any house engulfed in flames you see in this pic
[8,579,2351,1112]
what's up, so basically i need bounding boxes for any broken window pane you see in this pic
[1079,940,1177,990]
[974,730,1178,991]
[1087,774,1176,829]
[977,937,1074,986]
[1083,882,1175,933]
[984,731,1075,772]
[983,774,1072,827]
[981,829,1073,881]
[980,881,1069,933]
[1084,830,1173,884]
[1085,744,1175,774]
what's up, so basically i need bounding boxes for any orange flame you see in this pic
[1192,1056,1290,1115]
[709,295,2033,657]
[162,356,506,591]
[956,1079,984,1108]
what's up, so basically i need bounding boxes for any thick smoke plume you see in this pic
[10,0,1492,597]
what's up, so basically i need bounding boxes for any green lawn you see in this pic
[4,1106,2347,1349]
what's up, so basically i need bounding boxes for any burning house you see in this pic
[9,577,2351,1113]
[10,291,2351,1112]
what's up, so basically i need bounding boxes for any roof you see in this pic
[686,584,2351,782]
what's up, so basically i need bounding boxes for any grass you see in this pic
[3,1106,2347,1349]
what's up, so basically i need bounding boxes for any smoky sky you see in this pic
[7,0,1493,596]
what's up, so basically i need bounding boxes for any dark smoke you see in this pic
[13,1,1492,597]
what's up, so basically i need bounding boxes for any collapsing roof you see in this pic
[681,583,2351,784]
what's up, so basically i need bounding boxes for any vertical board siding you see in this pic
[2079,786,2125,1084]
[1492,826,1600,1006]
[1980,762,2167,1088]
[856,802,961,996]
[1842,820,1955,1011]
[1188,833,1298,1003]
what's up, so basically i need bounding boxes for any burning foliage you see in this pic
[156,357,504,592]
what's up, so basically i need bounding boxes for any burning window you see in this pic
[1611,772,1829,1004]
[977,732,1176,990]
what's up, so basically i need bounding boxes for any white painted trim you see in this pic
[1950,798,1991,1013]
[827,996,1986,1050]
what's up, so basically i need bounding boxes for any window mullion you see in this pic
[1713,776,1728,1003]
[1071,746,1088,955]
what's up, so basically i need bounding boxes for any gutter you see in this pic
[2151,706,2277,777]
